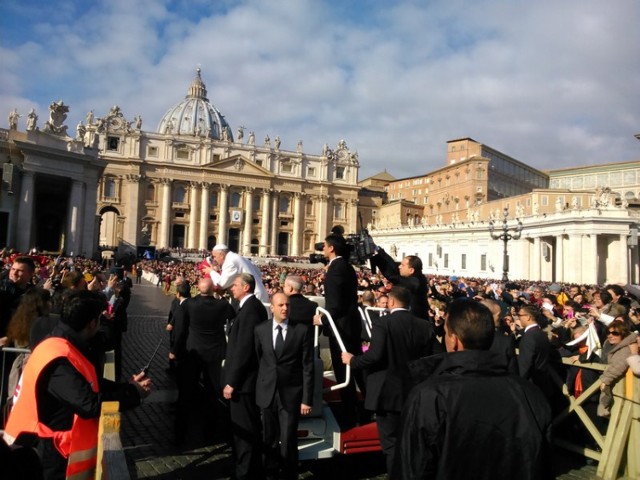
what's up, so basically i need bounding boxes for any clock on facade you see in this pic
[231,209,242,223]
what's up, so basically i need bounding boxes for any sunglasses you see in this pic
[607,331,621,337]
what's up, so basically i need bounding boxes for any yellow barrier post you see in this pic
[96,401,121,480]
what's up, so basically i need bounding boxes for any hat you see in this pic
[548,283,562,293]
[450,276,458,282]
[212,244,229,252]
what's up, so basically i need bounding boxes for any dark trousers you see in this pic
[37,438,66,480]
[175,352,225,442]
[328,336,365,428]
[230,392,262,480]
[376,410,401,476]
[262,391,299,480]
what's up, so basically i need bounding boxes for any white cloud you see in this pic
[1,0,639,178]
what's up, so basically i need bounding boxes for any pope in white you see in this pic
[203,244,270,305]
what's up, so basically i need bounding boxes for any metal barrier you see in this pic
[552,357,639,480]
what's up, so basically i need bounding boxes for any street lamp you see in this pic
[489,207,523,282]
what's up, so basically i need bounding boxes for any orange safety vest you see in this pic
[3,337,100,480]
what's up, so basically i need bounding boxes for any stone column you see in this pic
[218,184,229,246]
[82,175,100,257]
[587,234,598,285]
[555,234,564,282]
[270,192,278,255]
[259,188,271,256]
[16,171,35,252]
[567,234,582,284]
[188,181,200,249]
[158,178,172,248]
[66,180,86,255]
[349,198,359,234]
[617,234,628,284]
[123,174,141,246]
[242,187,254,255]
[532,237,541,281]
[199,182,210,250]
[316,194,328,241]
[291,193,304,256]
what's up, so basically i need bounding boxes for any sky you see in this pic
[1,0,640,180]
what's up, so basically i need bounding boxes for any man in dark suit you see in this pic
[370,247,429,319]
[482,298,518,374]
[342,286,436,475]
[517,304,560,408]
[166,276,189,373]
[171,277,236,444]
[255,292,314,480]
[283,274,317,328]
[222,273,268,480]
[313,232,362,428]
[396,299,552,479]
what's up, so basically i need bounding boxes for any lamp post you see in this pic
[489,207,523,282]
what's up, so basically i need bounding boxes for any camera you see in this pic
[310,224,376,267]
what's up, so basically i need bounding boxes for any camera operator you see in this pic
[313,232,363,429]
[370,247,429,319]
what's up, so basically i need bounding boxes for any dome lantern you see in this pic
[156,68,232,140]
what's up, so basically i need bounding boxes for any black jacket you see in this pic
[288,293,318,328]
[254,320,314,413]
[322,257,361,349]
[397,350,552,480]
[172,295,236,361]
[222,295,268,394]
[350,309,435,412]
[518,325,558,399]
[370,248,429,319]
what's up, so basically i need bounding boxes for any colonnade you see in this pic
[374,218,638,285]
[149,179,343,256]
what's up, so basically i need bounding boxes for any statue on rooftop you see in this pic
[26,109,38,131]
[8,108,20,130]
[43,100,69,136]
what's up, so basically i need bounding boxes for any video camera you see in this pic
[310,220,377,267]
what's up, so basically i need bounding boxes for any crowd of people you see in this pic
[0,250,148,479]
[1,239,639,479]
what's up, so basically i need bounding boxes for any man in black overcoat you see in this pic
[370,247,429,319]
[171,277,235,443]
[313,232,362,428]
[222,273,268,480]
[255,292,314,480]
[283,274,317,328]
[342,285,436,475]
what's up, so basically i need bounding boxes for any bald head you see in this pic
[270,292,290,323]
[480,298,502,327]
[198,277,214,295]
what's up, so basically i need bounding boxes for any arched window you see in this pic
[210,192,218,208]
[231,192,241,207]
[253,195,261,211]
[334,202,343,219]
[146,184,155,202]
[174,185,186,203]
[280,196,290,213]
[305,200,313,216]
[105,178,117,199]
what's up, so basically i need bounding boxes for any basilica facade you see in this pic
[95,69,360,256]
[0,69,360,257]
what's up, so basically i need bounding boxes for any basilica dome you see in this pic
[156,68,233,140]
